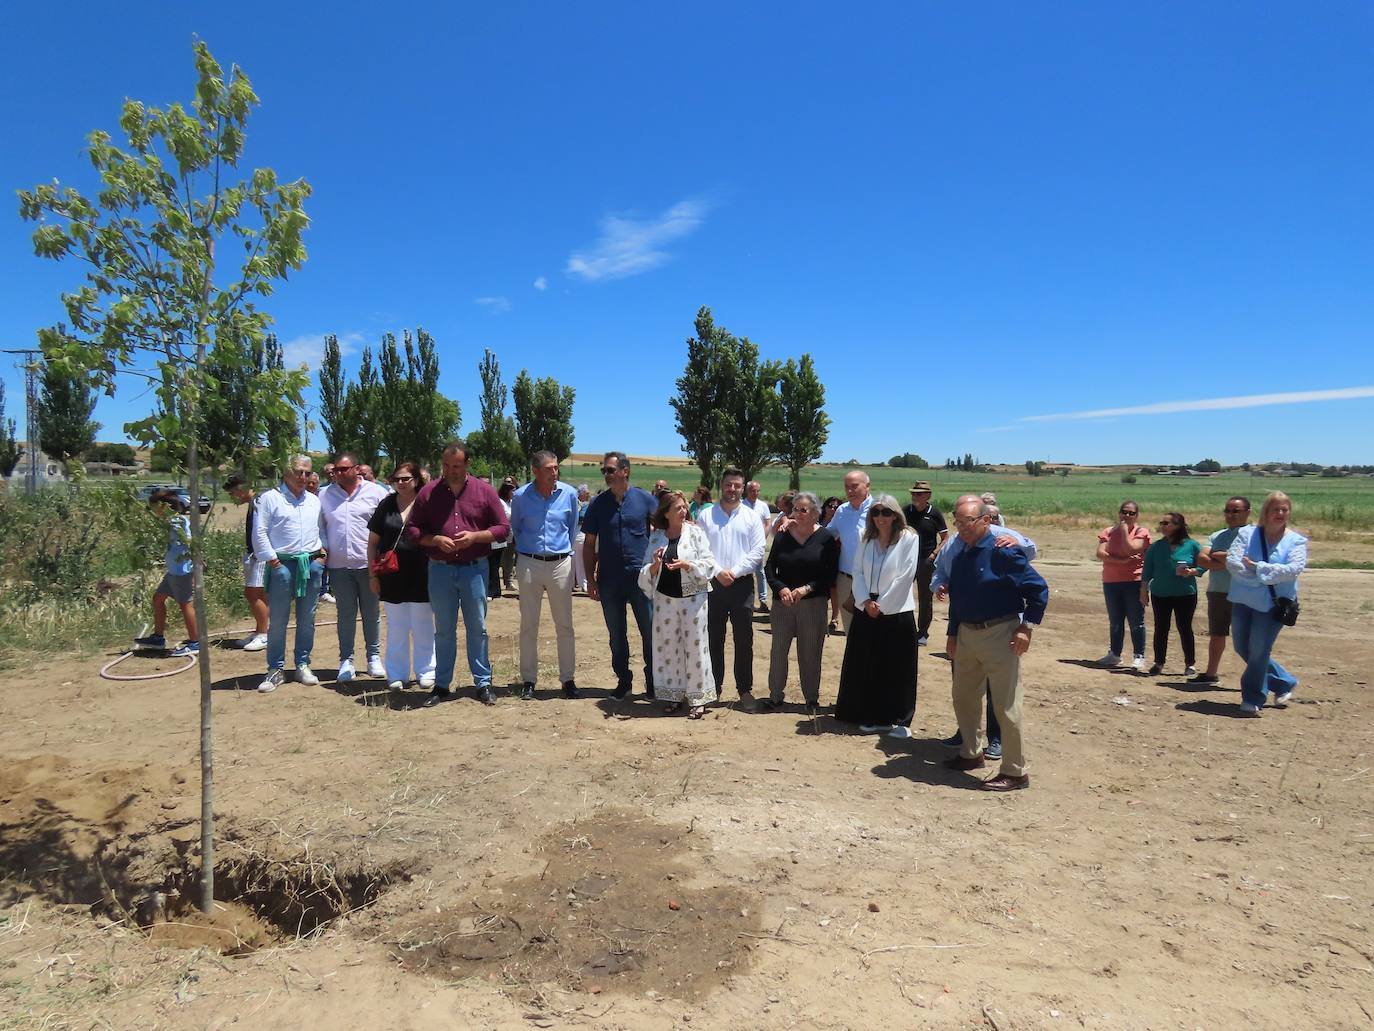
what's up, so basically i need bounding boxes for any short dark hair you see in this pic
[1228,495,1251,511]
[224,474,248,492]
[602,451,629,472]
[333,450,358,466]
[442,440,471,462]
[150,488,188,512]
[721,467,745,485]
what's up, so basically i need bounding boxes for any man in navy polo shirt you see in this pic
[581,451,656,699]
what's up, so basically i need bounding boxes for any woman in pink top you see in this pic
[1096,499,1151,671]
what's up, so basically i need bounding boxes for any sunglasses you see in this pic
[1119,510,1137,516]
[392,475,414,483]
[600,467,618,475]
[872,509,895,518]
[335,464,356,473]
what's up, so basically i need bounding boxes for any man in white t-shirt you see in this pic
[745,480,772,611]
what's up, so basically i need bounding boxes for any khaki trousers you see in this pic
[836,572,856,633]
[516,554,576,684]
[952,617,1027,777]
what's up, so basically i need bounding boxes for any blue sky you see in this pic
[2,2,1372,465]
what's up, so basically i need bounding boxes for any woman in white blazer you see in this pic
[639,491,719,718]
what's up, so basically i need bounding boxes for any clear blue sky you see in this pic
[3,2,1372,466]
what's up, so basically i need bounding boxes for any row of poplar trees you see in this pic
[671,306,830,490]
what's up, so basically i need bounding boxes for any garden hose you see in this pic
[98,619,341,682]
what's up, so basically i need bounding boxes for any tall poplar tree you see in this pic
[770,354,830,489]
[36,358,101,469]
[512,370,576,461]
[670,306,738,488]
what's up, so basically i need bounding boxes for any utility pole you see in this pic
[2,349,42,495]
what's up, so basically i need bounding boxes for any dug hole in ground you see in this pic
[1,526,1372,1029]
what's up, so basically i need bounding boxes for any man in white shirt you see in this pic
[319,452,390,682]
[827,470,874,632]
[745,480,772,611]
[252,454,327,693]
[698,468,766,707]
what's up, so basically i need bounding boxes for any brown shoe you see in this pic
[942,754,986,771]
[980,773,1030,792]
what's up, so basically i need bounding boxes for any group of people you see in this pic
[1095,492,1307,715]
[137,441,1309,792]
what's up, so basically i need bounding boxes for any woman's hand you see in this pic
[863,599,881,619]
[779,587,796,606]
[1241,556,1257,571]
[1139,587,1149,606]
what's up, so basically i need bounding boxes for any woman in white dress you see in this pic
[639,491,718,719]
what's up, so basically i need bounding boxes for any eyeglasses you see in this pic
[288,468,309,477]
[600,467,618,475]
[392,475,414,484]
[872,510,895,518]
[953,516,984,528]
[334,464,356,473]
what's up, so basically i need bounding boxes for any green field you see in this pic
[559,461,1374,534]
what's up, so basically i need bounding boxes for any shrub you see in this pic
[1120,474,1137,484]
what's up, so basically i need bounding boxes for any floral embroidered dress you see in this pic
[638,523,718,706]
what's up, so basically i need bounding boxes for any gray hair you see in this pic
[793,491,821,513]
[863,493,912,542]
[577,483,590,495]
[602,450,629,471]
[844,470,870,486]
[530,449,557,469]
[288,453,312,472]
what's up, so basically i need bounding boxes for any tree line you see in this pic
[670,306,830,490]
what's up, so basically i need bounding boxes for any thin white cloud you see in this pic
[566,199,710,281]
[533,276,548,291]
[475,296,512,314]
[1022,386,1374,423]
[281,331,363,370]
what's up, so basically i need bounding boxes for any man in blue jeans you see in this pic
[407,442,510,707]
[581,451,656,699]
[252,454,326,694]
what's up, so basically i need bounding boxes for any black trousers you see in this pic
[707,577,754,696]
[1151,593,1197,666]
[915,555,936,637]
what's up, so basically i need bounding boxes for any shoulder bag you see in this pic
[1258,527,1299,626]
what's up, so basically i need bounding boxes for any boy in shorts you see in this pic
[134,489,200,656]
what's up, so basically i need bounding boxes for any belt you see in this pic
[438,557,482,566]
[838,571,853,579]
[959,614,1020,631]
[519,552,570,562]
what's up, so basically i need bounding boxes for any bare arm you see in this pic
[583,532,600,600]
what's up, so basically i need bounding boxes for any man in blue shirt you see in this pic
[827,470,873,633]
[942,499,1048,792]
[510,450,582,700]
[1193,495,1251,684]
[581,451,657,699]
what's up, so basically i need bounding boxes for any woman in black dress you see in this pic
[762,492,840,712]
[835,494,921,738]
[367,462,435,689]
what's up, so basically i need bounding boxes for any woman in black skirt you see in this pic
[835,493,921,738]
[366,462,435,689]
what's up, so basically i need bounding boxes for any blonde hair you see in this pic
[1261,491,1292,522]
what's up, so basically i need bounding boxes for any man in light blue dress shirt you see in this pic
[827,470,873,632]
[509,450,582,700]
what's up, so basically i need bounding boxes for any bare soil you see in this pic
[1,525,1372,1029]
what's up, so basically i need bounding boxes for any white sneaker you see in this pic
[387,680,404,691]
[1130,656,1146,672]
[296,665,319,686]
[418,672,435,688]
[1273,690,1295,707]
[240,633,268,652]
[337,659,355,683]
[1239,702,1261,717]
[887,725,912,739]
[258,669,285,694]
[367,655,385,678]
[1184,665,1199,677]
[1097,652,1121,667]
[319,593,336,605]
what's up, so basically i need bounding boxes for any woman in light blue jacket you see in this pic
[1226,491,1307,716]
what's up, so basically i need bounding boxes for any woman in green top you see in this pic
[1140,512,1204,675]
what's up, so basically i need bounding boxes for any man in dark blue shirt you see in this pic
[943,499,1048,792]
[581,451,657,699]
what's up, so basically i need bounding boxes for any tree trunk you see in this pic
[191,233,216,914]
[789,465,801,491]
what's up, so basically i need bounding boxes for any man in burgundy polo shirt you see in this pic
[407,441,510,706]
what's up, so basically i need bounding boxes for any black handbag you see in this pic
[1258,528,1300,626]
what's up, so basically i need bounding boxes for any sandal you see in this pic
[662,702,683,714]
[688,706,706,720]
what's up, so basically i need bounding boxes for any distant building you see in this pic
[5,446,67,485]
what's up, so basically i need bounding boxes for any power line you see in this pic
[2,348,42,495]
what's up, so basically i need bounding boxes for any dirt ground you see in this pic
[2,526,1372,1030]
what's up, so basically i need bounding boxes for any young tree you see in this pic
[512,370,576,461]
[36,358,100,470]
[770,354,829,489]
[374,329,460,469]
[0,383,20,479]
[670,306,739,488]
[319,334,346,454]
[18,41,310,913]
[202,332,299,476]
[469,348,523,478]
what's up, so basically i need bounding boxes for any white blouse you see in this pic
[850,530,920,615]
